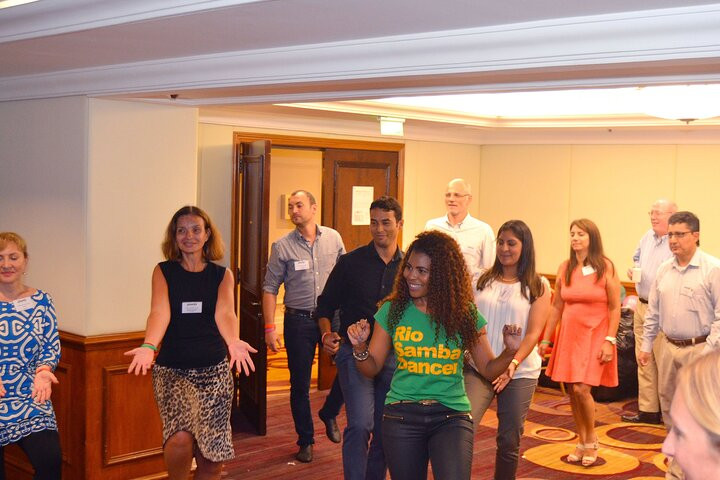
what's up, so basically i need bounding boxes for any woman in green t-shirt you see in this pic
[348,230,522,480]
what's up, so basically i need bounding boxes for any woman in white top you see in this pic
[464,220,550,480]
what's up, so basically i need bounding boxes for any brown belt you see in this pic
[639,298,648,304]
[665,334,707,347]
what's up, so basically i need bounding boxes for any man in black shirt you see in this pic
[316,196,403,480]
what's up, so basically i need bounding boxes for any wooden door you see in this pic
[231,140,270,435]
[318,148,400,388]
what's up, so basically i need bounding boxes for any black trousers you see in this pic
[0,429,62,480]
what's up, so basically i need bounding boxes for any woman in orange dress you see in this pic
[538,218,620,467]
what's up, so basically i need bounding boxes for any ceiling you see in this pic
[3,0,720,142]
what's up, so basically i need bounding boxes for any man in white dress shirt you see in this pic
[424,178,495,285]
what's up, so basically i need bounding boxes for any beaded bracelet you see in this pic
[140,343,158,352]
[539,340,553,346]
[352,348,369,362]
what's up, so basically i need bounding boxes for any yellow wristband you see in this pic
[511,358,520,367]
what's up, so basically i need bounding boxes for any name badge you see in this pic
[294,260,310,271]
[12,296,36,311]
[182,302,203,314]
[581,265,596,276]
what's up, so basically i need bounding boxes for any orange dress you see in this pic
[547,264,618,387]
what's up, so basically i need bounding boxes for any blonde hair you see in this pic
[677,350,720,451]
[161,206,225,261]
[0,232,28,258]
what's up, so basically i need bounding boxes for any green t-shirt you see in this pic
[375,300,487,412]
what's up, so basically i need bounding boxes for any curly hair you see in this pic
[383,230,478,350]
[161,206,225,261]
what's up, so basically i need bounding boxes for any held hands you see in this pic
[537,342,551,358]
[265,329,282,353]
[228,340,258,376]
[492,362,517,393]
[322,332,342,355]
[598,341,615,365]
[32,370,59,404]
[502,324,523,352]
[346,319,370,346]
[124,346,155,375]
[0,378,4,398]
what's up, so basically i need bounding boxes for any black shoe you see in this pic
[320,415,341,443]
[296,444,313,463]
[621,411,663,424]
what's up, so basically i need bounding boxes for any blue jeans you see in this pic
[335,342,395,480]
[381,402,474,480]
[318,375,344,420]
[284,312,320,446]
[464,366,537,480]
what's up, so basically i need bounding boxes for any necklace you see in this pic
[500,276,518,283]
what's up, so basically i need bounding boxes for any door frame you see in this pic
[230,131,405,397]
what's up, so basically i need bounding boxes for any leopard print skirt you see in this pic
[152,360,235,462]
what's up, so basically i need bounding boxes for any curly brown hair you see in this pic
[383,230,478,350]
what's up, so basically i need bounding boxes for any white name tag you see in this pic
[13,296,36,311]
[182,301,203,314]
[582,265,596,276]
[294,260,310,271]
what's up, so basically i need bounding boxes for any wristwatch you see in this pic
[604,336,617,345]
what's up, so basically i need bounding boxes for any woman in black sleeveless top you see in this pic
[125,206,256,479]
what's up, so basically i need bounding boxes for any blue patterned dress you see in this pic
[0,290,60,446]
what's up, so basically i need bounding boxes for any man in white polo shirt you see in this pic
[424,178,495,285]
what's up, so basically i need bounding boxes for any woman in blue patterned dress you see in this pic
[0,232,62,480]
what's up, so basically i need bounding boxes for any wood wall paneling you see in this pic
[6,331,169,479]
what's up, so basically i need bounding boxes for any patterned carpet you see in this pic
[227,346,670,479]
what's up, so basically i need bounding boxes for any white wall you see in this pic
[480,145,720,278]
[86,99,198,335]
[0,96,89,333]
[198,123,235,267]
[391,140,482,249]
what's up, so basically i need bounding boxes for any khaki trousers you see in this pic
[656,335,705,480]
[633,302,660,413]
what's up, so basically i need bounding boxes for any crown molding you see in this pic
[2,5,720,102]
[0,0,250,41]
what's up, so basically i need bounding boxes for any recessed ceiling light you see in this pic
[0,0,39,9]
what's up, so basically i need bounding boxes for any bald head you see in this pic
[444,178,472,224]
[650,198,677,236]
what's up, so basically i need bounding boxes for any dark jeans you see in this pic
[0,429,62,480]
[335,342,396,480]
[284,312,320,446]
[381,402,474,480]
[464,366,537,480]
[319,311,344,420]
[318,375,344,420]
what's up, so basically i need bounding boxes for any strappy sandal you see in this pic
[581,437,600,467]
[567,443,585,462]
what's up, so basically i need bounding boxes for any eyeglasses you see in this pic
[667,231,694,239]
[445,193,470,199]
[648,210,670,217]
